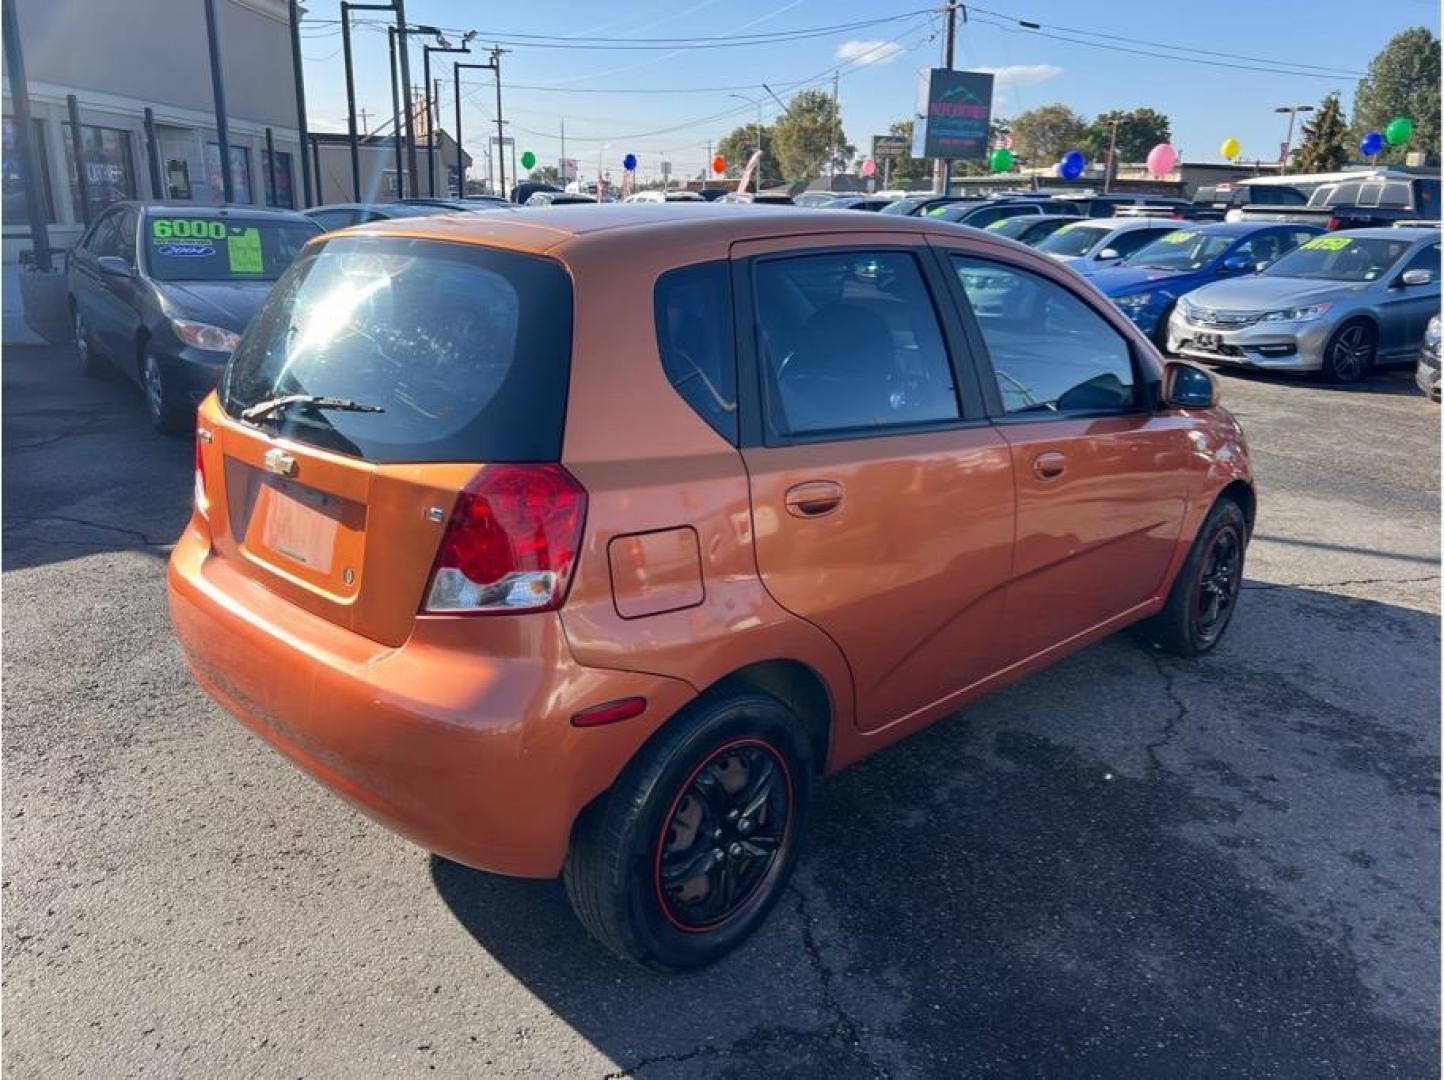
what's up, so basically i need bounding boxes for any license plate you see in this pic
[255,481,339,574]
[1195,332,1224,352]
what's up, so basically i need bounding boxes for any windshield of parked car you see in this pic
[985,216,1040,238]
[1262,234,1415,282]
[1122,230,1236,271]
[1035,222,1112,257]
[145,216,319,282]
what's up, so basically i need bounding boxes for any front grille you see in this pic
[1184,306,1262,330]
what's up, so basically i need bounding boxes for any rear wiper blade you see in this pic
[241,394,385,423]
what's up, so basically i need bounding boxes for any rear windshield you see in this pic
[145,215,318,281]
[1036,222,1111,257]
[220,235,572,463]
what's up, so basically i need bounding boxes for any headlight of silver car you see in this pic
[1426,313,1441,348]
[171,318,242,354]
[1258,303,1331,323]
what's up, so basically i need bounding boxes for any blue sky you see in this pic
[298,0,1440,184]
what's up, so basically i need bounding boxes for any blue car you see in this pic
[1088,222,1324,345]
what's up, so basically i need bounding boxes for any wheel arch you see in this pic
[1218,478,1256,537]
[703,658,833,773]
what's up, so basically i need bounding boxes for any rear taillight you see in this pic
[194,433,209,517]
[422,464,587,615]
[1326,216,1342,231]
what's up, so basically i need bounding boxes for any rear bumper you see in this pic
[167,515,697,877]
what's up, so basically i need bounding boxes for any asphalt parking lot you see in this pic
[3,344,1439,1077]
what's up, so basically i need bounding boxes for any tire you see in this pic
[563,692,812,971]
[73,307,104,377]
[1152,303,1176,354]
[1322,320,1376,385]
[142,349,187,434]
[1141,496,1247,658]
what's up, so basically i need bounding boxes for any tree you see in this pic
[716,123,782,188]
[528,165,561,186]
[1352,27,1441,164]
[772,90,855,183]
[1294,92,1351,172]
[1007,104,1087,166]
[1083,108,1172,164]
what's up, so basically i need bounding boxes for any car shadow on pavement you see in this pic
[1213,366,1427,398]
[431,582,1440,1077]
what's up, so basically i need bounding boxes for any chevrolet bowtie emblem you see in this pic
[263,448,297,477]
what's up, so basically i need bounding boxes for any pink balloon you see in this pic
[1146,143,1178,178]
[861,159,876,177]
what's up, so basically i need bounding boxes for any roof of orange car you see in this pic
[329,203,951,256]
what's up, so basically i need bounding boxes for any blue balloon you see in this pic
[1360,131,1384,157]
[1060,150,1086,180]
[623,153,638,171]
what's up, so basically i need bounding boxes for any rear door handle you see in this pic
[1032,451,1067,480]
[785,480,843,518]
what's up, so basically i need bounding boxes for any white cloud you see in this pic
[973,64,1064,89]
[835,39,907,67]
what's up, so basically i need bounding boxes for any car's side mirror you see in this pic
[1162,360,1218,409]
[1219,255,1253,275]
[97,255,134,278]
[1400,268,1433,287]
[1098,247,1120,260]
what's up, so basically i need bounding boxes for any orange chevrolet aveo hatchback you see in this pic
[169,205,1254,969]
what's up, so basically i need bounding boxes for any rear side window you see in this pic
[654,262,737,444]
[752,250,960,438]
[222,235,572,463]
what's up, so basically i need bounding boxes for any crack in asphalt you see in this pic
[3,514,175,549]
[1145,654,1190,774]
[601,888,891,1079]
[1242,575,1440,591]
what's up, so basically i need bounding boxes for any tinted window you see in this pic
[1231,229,1299,267]
[1036,222,1113,257]
[1124,229,1235,270]
[144,215,319,282]
[1108,227,1173,258]
[753,251,960,437]
[1250,186,1306,206]
[111,208,138,263]
[1402,243,1440,276]
[1356,182,1384,208]
[84,211,121,256]
[1417,180,1440,213]
[953,257,1136,415]
[1378,182,1410,209]
[222,236,573,463]
[655,261,737,443]
[309,208,363,231]
[1264,234,1416,282]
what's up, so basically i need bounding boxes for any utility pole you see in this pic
[393,0,418,192]
[388,27,404,197]
[1103,113,1120,193]
[287,0,312,206]
[4,0,52,270]
[830,72,839,186]
[490,46,508,196]
[203,0,234,202]
[935,0,958,196]
[560,119,566,185]
[423,34,471,196]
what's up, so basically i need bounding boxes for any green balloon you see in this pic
[521,151,537,170]
[989,147,1014,173]
[1384,117,1414,147]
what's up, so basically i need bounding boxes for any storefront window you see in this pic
[166,158,192,200]
[3,115,56,228]
[262,149,294,208]
[62,123,137,224]
[206,142,252,203]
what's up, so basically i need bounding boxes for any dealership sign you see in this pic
[912,68,994,161]
[871,135,910,160]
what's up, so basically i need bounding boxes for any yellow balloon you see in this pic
[1221,137,1241,161]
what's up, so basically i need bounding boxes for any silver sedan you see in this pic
[1167,227,1441,383]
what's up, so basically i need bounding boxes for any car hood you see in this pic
[1089,264,1198,295]
[152,279,273,333]
[1185,276,1365,312]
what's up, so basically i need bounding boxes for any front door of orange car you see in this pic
[945,252,1193,662]
[733,237,1015,734]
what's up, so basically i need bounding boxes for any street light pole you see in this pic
[423,38,471,196]
[1274,104,1314,174]
[454,60,498,196]
[287,0,312,206]
[202,0,234,202]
